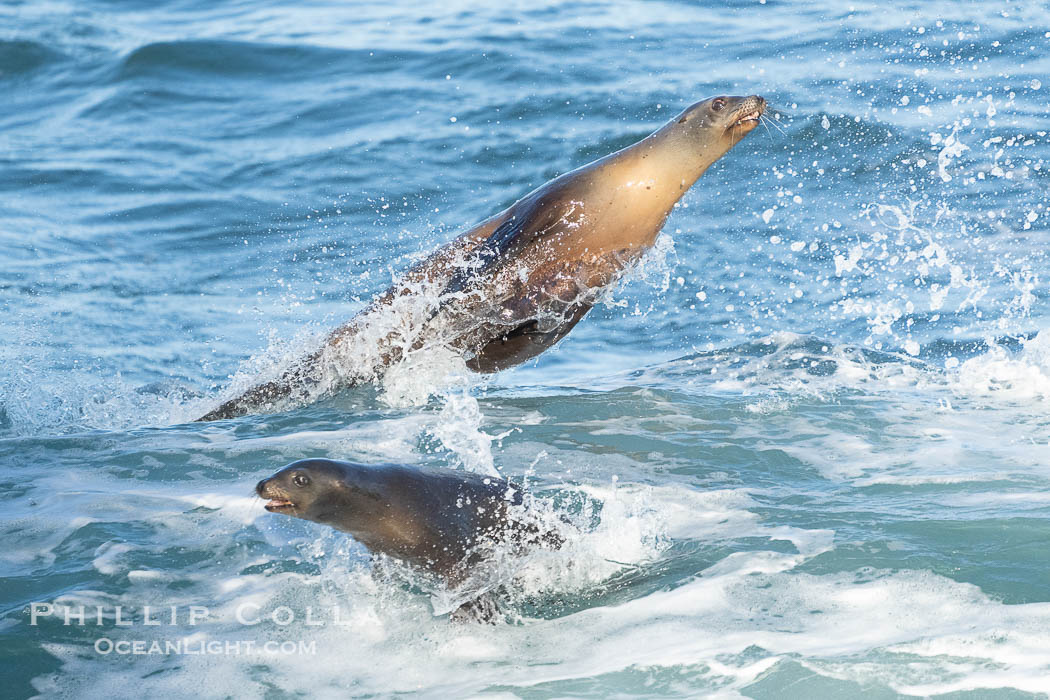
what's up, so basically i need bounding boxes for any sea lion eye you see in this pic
[711,97,727,112]
[292,473,310,487]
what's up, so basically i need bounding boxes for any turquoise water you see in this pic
[3,0,1050,697]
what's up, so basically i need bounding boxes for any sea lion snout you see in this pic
[256,476,295,512]
[739,94,766,114]
[730,95,765,126]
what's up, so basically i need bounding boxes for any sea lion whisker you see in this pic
[761,113,787,137]
[759,114,784,139]
[764,109,789,132]
[758,114,773,140]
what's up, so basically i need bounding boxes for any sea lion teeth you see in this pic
[199,94,768,421]
[734,109,763,126]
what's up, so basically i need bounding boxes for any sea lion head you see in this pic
[255,459,532,578]
[256,458,381,532]
[672,94,767,156]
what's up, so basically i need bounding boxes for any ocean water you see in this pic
[3,0,1050,697]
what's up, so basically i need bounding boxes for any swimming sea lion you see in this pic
[200,94,767,420]
[256,458,557,618]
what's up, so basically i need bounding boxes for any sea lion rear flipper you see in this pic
[195,347,327,421]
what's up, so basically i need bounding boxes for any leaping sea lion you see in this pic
[200,94,767,420]
[256,458,558,620]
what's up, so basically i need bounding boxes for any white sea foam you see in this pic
[33,521,1050,697]
[91,542,136,576]
[12,372,1050,697]
[951,331,1050,403]
[198,417,430,463]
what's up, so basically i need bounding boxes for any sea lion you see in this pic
[255,458,557,619]
[200,94,767,420]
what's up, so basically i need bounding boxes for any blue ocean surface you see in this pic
[3,0,1050,697]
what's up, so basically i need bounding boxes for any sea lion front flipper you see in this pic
[441,215,531,299]
[466,300,594,373]
[449,592,502,624]
[441,192,565,300]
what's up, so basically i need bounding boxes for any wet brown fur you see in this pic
[201,95,766,420]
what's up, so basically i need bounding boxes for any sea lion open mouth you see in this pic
[264,498,294,512]
[734,109,762,126]
[256,477,296,512]
[725,95,766,132]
